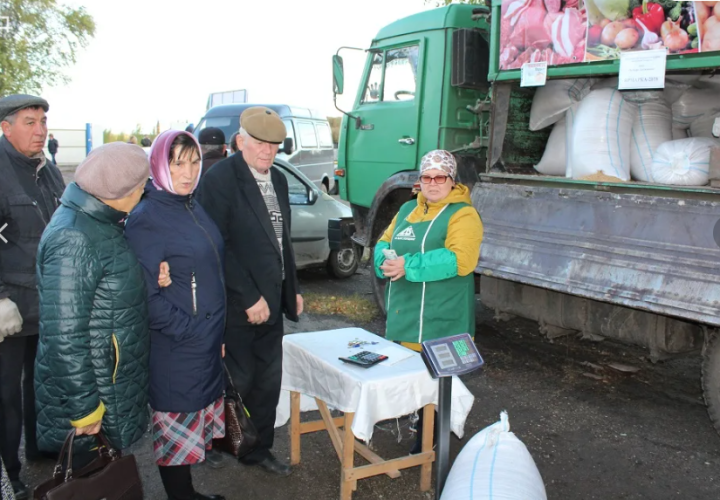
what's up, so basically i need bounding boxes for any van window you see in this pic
[283,119,295,144]
[194,116,238,144]
[382,45,419,102]
[315,123,333,148]
[297,122,318,148]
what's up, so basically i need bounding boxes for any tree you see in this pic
[0,0,95,95]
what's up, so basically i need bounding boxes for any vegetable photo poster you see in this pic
[499,0,720,69]
[586,0,702,60]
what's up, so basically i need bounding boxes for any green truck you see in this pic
[332,2,720,432]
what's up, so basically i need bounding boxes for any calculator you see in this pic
[339,351,388,368]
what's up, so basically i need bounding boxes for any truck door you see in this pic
[345,43,422,208]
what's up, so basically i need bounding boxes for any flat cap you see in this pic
[198,126,226,145]
[0,94,49,122]
[240,107,285,144]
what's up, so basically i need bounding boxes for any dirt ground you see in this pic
[18,262,720,500]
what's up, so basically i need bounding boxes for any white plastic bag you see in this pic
[529,78,595,131]
[439,412,547,500]
[650,138,718,186]
[571,88,636,181]
[672,88,720,129]
[629,100,672,182]
[534,119,566,175]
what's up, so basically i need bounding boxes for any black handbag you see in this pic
[33,429,143,500]
[212,363,260,458]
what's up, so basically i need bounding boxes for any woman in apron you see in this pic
[374,149,483,453]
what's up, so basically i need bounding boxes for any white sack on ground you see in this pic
[439,412,547,500]
[534,119,566,175]
[529,79,595,131]
[672,88,720,129]
[650,138,718,186]
[629,100,672,182]
[571,88,636,181]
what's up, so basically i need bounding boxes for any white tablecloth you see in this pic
[274,328,475,442]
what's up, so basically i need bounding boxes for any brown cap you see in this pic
[75,142,150,200]
[240,107,285,144]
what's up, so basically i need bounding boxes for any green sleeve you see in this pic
[37,229,103,423]
[403,248,458,283]
[374,241,390,279]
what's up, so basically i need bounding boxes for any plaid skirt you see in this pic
[152,396,225,466]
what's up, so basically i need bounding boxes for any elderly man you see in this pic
[196,107,301,477]
[198,126,227,176]
[0,94,65,499]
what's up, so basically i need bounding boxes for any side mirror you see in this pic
[185,123,195,133]
[332,55,344,95]
[282,137,294,155]
[308,188,317,205]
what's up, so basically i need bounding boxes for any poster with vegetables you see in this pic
[696,2,720,52]
[586,0,701,59]
[499,0,720,70]
[499,0,588,69]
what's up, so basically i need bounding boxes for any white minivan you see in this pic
[193,103,337,193]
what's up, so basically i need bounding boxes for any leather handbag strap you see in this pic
[54,429,121,481]
[52,430,76,480]
[223,363,246,405]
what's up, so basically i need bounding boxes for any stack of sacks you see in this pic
[530,79,595,176]
[624,91,672,183]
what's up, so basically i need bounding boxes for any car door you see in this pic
[344,42,422,208]
[275,163,328,269]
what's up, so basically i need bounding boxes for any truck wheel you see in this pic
[702,330,720,436]
[328,247,358,278]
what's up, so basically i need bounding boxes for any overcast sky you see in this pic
[42,0,433,132]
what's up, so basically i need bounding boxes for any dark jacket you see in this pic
[201,150,225,177]
[35,183,150,452]
[196,154,299,326]
[0,136,65,335]
[47,138,58,154]
[124,183,225,412]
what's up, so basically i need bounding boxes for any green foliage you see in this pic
[0,0,96,95]
[103,124,157,145]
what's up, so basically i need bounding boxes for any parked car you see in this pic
[194,103,337,194]
[273,157,358,278]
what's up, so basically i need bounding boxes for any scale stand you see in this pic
[421,333,484,500]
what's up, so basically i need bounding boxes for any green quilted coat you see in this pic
[35,182,150,452]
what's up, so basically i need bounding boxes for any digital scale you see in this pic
[421,333,484,500]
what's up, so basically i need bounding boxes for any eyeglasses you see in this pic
[419,175,450,185]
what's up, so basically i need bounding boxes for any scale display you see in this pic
[421,333,484,378]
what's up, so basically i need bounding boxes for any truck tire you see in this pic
[702,330,720,436]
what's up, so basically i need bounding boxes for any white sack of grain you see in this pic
[529,78,595,131]
[439,412,547,500]
[650,138,719,186]
[571,88,636,181]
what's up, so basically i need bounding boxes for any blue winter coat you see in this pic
[124,184,225,413]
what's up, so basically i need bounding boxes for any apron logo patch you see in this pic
[395,226,416,241]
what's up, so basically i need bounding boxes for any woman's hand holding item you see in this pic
[158,261,172,288]
[380,256,406,281]
[246,296,270,324]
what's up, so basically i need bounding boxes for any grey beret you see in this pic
[0,94,49,122]
[240,107,286,144]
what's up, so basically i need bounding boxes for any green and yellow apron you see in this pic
[385,201,475,344]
